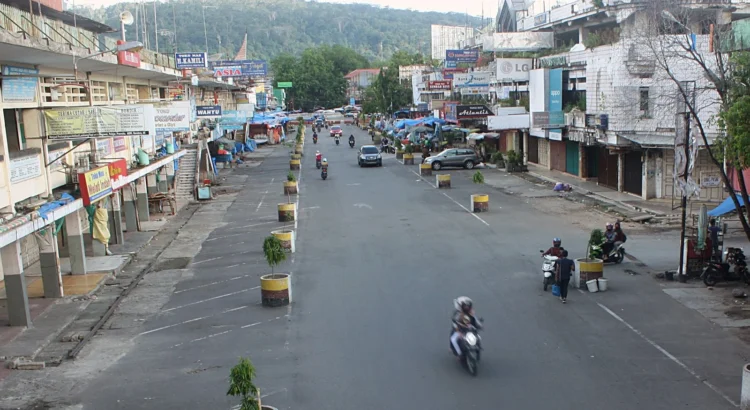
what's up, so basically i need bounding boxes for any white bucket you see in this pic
[586,279,599,293]
[597,278,608,292]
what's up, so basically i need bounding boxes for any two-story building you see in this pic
[345,68,380,102]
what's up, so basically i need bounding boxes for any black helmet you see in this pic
[553,238,561,247]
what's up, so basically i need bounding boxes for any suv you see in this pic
[358,145,382,167]
[424,148,481,170]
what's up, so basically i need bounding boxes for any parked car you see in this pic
[344,112,356,118]
[358,145,382,167]
[330,125,343,137]
[424,148,481,170]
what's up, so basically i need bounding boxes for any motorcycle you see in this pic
[349,139,355,148]
[325,123,329,129]
[321,162,328,180]
[317,126,322,133]
[540,250,559,291]
[335,137,340,146]
[589,241,625,264]
[702,247,749,286]
[316,158,322,169]
[313,135,318,144]
[450,321,483,376]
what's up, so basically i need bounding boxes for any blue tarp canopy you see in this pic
[251,114,289,125]
[708,194,746,217]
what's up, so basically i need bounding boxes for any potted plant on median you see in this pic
[227,357,260,410]
[491,151,505,168]
[260,235,291,307]
[506,150,527,172]
[403,144,415,164]
[395,139,404,160]
[574,229,605,290]
[283,171,298,195]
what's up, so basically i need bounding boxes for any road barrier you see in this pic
[437,174,451,188]
[574,259,604,288]
[471,194,489,212]
[260,273,291,307]
[403,153,414,165]
[283,181,298,195]
[396,150,404,160]
[277,203,296,222]
[289,159,301,170]
[271,229,296,253]
[420,163,432,176]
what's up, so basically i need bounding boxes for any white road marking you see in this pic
[255,190,268,212]
[597,302,739,407]
[347,183,361,186]
[353,203,373,209]
[139,305,249,336]
[223,220,277,231]
[191,256,221,265]
[303,206,320,210]
[442,192,490,227]
[410,169,437,188]
[241,321,262,329]
[173,274,251,294]
[162,287,260,313]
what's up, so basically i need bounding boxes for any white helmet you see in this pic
[316,150,320,154]
[454,296,473,311]
[322,158,327,162]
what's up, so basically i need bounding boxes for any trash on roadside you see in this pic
[553,183,572,192]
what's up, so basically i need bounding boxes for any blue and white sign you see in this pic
[175,52,207,69]
[256,93,267,109]
[196,105,222,118]
[349,97,356,106]
[210,60,267,78]
[453,72,491,88]
[220,110,247,130]
[445,49,479,63]
[548,68,563,140]
[2,66,38,102]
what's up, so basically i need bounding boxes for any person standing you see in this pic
[556,250,575,304]
[708,218,721,260]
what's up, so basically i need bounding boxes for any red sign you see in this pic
[443,67,468,80]
[214,67,242,77]
[108,159,128,188]
[117,50,141,68]
[113,136,128,152]
[428,80,452,90]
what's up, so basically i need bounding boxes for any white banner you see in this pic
[488,114,530,131]
[453,72,491,88]
[486,32,555,52]
[151,101,191,132]
[496,58,532,82]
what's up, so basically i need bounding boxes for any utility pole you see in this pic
[202,4,209,57]
[678,110,690,282]
[153,1,159,52]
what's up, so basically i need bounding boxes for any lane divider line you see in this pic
[597,302,739,407]
[442,192,491,227]
[138,305,249,336]
[174,274,252,294]
[162,287,260,313]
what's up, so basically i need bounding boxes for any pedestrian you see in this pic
[709,218,721,260]
[556,250,574,304]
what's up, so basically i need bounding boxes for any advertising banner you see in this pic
[453,72,491,88]
[78,166,112,206]
[445,49,479,63]
[117,50,141,68]
[153,101,191,132]
[175,52,207,69]
[428,80,452,90]
[113,136,128,152]
[196,105,222,118]
[531,111,565,128]
[2,66,38,102]
[210,60,267,77]
[548,68,563,137]
[9,154,41,183]
[44,106,150,140]
[107,159,128,188]
[496,58,532,82]
[220,110,247,130]
[488,32,555,52]
[444,102,458,122]
[457,105,493,119]
[443,67,467,80]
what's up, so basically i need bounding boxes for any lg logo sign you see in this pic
[500,60,530,74]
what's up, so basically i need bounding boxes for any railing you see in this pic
[0,3,175,69]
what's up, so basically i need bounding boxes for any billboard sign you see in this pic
[196,105,222,118]
[428,80,452,90]
[496,58,532,82]
[44,106,150,140]
[153,101,191,132]
[531,111,565,128]
[175,52,207,69]
[210,60,267,78]
[487,32,555,52]
[445,49,479,63]
[444,101,458,122]
[453,72,491,88]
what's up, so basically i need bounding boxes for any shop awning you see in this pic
[618,133,675,148]
[708,195,745,217]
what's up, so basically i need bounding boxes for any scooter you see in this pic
[450,321,483,377]
[349,139,355,148]
[316,158,322,169]
[589,242,625,264]
[540,250,559,291]
[313,135,318,144]
[335,137,340,146]
[702,247,749,286]
[321,162,328,180]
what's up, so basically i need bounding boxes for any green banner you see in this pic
[277,82,293,88]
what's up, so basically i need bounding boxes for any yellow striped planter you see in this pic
[575,259,604,288]
[290,153,301,160]
[396,150,404,160]
[283,181,298,195]
[289,159,301,170]
[271,229,296,253]
[277,203,296,222]
[419,163,432,176]
[471,194,489,213]
[260,273,291,307]
[295,145,303,154]
[403,153,415,165]
[436,174,451,188]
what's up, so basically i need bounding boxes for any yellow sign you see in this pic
[78,166,112,205]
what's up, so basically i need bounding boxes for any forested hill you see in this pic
[73,0,481,61]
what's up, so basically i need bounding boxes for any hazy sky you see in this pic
[70,0,494,17]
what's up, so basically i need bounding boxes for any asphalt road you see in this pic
[73,123,746,409]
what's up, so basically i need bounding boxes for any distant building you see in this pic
[345,68,380,100]
[430,25,474,61]
[399,65,431,84]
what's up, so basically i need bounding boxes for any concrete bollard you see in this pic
[436,174,451,188]
[471,194,489,212]
[271,229,296,253]
[742,364,750,409]
[396,150,404,160]
[260,273,291,307]
[419,163,432,176]
[289,159,300,170]
[277,203,296,222]
[283,181,298,195]
[403,153,414,165]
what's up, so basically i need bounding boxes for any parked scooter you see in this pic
[321,159,328,180]
[540,250,559,291]
[702,247,749,286]
[589,241,625,264]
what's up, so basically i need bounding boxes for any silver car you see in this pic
[424,148,480,170]
[358,145,383,167]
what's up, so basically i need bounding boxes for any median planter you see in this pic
[470,194,489,213]
[396,150,404,160]
[403,153,414,165]
[271,229,296,253]
[290,153,301,160]
[574,258,604,289]
[277,203,296,222]
[436,174,451,188]
[283,181,298,195]
[289,159,301,170]
[419,163,432,176]
[295,144,303,155]
[260,274,291,307]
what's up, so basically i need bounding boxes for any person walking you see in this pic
[709,218,721,261]
[556,250,575,304]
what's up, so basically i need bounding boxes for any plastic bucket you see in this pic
[586,279,599,293]
[597,278,608,292]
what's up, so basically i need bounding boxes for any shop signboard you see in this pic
[155,133,165,148]
[496,58,532,82]
[44,106,149,140]
[78,166,112,206]
[453,72,491,88]
[457,105,493,119]
[444,102,458,122]
[220,110,247,130]
[9,154,41,183]
[210,60,267,77]
[445,49,479,63]
[113,136,128,152]
[532,111,565,128]
[48,148,67,171]
[107,158,128,187]
[277,82,293,88]
[428,80,452,90]
[117,50,141,68]
[196,105,222,118]
[548,68,563,138]
[175,52,207,69]
[443,67,467,80]
[96,139,112,156]
[256,93,267,109]
[153,101,191,132]
[2,66,38,102]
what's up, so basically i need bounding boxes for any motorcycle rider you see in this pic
[349,134,355,144]
[602,223,617,256]
[315,150,322,163]
[542,238,565,257]
[450,297,481,358]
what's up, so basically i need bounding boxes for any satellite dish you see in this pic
[120,11,134,26]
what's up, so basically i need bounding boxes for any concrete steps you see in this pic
[175,148,197,202]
